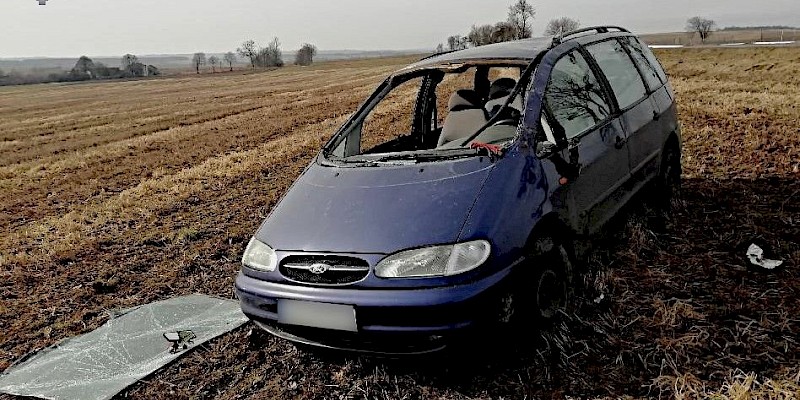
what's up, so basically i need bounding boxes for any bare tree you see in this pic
[468,23,519,47]
[294,43,318,66]
[492,21,519,43]
[686,16,717,44]
[447,35,468,51]
[545,17,580,36]
[436,43,445,53]
[508,0,535,39]
[192,52,207,74]
[254,37,283,67]
[208,55,219,73]
[468,24,497,47]
[121,54,138,71]
[126,62,147,77]
[223,52,237,71]
[264,37,283,67]
[71,56,96,78]
[237,40,258,68]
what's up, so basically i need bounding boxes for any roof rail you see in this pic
[552,25,630,46]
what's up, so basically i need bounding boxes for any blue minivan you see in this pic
[235,27,681,354]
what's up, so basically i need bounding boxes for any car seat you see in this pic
[484,78,524,122]
[437,89,489,147]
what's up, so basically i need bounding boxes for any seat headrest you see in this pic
[448,89,483,111]
[488,78,517,100]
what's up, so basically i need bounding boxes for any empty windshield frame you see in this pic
[323,59,533,164]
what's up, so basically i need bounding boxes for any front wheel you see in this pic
[530,244,573,321]
[500,241,574,328]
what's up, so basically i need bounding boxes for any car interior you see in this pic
[329,64,530,159]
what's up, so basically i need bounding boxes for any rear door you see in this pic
[583,38,657,183]
[619,36,679,175]
[542,49,630,234]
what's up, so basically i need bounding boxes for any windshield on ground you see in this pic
[326,64,526,161]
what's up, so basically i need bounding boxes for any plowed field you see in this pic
[1,48,798,399]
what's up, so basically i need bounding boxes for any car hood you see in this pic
[256,156,494,254]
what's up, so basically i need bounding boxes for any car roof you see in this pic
[401,30,638,74]
[402,37,554,71]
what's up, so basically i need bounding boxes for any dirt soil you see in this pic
[1,48,798,399]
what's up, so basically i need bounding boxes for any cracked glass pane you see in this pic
[0,295,248,400]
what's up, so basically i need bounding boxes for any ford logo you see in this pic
[308,263,330,274]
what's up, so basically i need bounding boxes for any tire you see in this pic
[529,243,573,321]
[500,239,574,329]
[654,141,682,205]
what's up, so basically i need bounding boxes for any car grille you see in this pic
[279,255,370,285]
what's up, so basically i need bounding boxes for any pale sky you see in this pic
[1,0,799,58]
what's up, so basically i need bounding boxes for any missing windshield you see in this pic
[325,63,529,163]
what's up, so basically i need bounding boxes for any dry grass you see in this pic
[0,48,798,399]
[641,29,800,46]
[655,369,800,400]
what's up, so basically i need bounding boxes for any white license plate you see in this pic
[278,300,357,332]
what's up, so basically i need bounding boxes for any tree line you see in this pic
[1,38,321,85]
[190,40,318,74]
[436,0,582,52]
[0,54,159,86]
[432,1,722,51]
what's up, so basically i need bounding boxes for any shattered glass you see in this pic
[0,294,249,400]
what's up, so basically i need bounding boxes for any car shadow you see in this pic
[300,176,800,398]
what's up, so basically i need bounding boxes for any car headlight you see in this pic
[241,238,277,272]
[375,240,491,278]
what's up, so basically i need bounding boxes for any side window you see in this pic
[360,77,423,152]
[619,36,665,90]
[585,40,648,110]
[544,50,612,139]
[638,38,668,84]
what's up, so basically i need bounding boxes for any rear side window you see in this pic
[619,36,665,90]
[585,40,648,110]
[544,51,611,139]
[626,37,668,85]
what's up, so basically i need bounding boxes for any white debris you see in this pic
[753,41,796,46]
[746,244,783,270]
[593,294,605,304]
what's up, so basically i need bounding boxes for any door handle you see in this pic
[653,111,661,121]
[614,136,626,149]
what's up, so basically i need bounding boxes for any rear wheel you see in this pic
[654,141,682,205]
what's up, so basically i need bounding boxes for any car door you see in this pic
[584,38,657,186]
[542,49,631,234]
[619,36,679,176]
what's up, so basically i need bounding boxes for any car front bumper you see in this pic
[234,268,512,354]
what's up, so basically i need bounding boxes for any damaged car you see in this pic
[235,26,681,354]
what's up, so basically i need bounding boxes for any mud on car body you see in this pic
[235,26,682,354]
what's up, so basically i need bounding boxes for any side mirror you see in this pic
[535,141,559,158]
